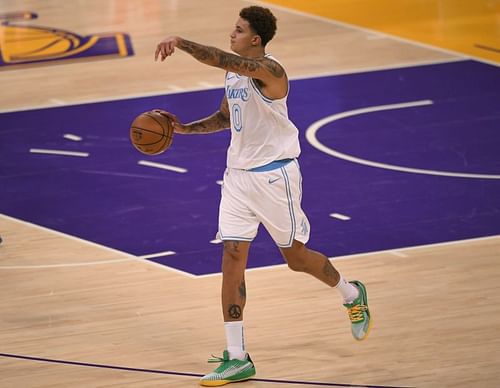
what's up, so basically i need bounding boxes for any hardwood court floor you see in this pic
[0,0,457,112]
[1,0,499,387]
[1,215,500,387]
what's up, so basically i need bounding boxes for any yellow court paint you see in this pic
[0,12,133,67]
[264,0,499,64]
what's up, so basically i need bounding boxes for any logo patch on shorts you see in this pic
[268,177,281,184]
[300,218,309,236]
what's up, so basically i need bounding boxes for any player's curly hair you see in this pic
[239,6,277,47]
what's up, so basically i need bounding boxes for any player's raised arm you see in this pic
[155,8,288,99]
[155,37,284,84]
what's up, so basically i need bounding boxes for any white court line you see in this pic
[253,0,499,67]
[138,160,187,173]
[0,58,465,115]
[198,81,217,88]
[330,213,351,221]
[290,57,466,83]
[168,84,184,91]
[390,251,409,258]
[216,180,223,185]
[48,98,66,105]
[0,0,477,115]
[29,148,89,157]
[138,251,176,259]
[0,213,196,277]
[1,213,498,277]
[306,100,500,180]
[210,239,223,244]
[0,258,135,269]
[0,257,194,277]
[366,34,386,41]
[63,134,82,141]
[196,234,500,278]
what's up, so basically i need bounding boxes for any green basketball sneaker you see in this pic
[343,280,372,341]
[200,350,256,386]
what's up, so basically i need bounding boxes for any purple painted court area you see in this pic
[1,60,499,275]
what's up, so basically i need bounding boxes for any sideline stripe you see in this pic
[330,213,351,221]
[0,58,464,115]
[63,133,83,141]
[0,258,135,269]
[329,234,500,261]
[390,251,409,258]
[197,234,500,278]
[138,250,176,259]
[0,214,195,277]
[0,353,414,388]
[1,212,498,276]
[138,160,188,173]
[29,148,89,157]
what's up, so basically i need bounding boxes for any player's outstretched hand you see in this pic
[155,36,180,61]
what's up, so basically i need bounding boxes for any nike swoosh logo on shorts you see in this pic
[268,177,281,184]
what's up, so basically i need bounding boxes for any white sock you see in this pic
[224,321,246,360]
[335,276,359,304]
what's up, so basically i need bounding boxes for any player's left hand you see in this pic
[155,36,180,61]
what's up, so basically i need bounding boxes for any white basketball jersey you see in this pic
[225,54,301,170]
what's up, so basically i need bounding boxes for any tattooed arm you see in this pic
[155,95,230,134]
[155,36,287,98]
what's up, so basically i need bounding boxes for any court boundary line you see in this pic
[253,0,499,68]
[0,213,196,277]
[0,352,414,388]
[2,212,497,277]
[197,234,500,278]
[0,58,465,114]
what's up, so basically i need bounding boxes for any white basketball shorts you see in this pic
[218,159,310,248]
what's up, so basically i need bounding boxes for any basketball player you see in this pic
[155,6,371,386]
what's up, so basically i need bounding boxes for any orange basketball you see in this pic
[130,110,174,155]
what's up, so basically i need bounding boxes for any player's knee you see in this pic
[222,245,247,274]
[283,250,308,272]
[287,258,307,272]
[281,241,309,272]
[222,241,246,262]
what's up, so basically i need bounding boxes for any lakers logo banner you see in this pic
[0,11,133,67]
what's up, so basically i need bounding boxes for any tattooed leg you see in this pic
[280,240,340,287]
[221,240,250,321]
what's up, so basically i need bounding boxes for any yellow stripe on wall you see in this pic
[264,0,499,64]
